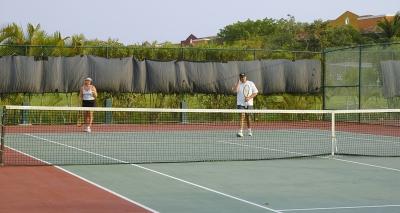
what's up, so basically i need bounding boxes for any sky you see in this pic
[0,0,399,45]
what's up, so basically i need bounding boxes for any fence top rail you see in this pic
[324,42,400,53]
[0,44,321,54]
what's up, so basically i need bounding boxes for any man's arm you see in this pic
[245,92,258,102]
[232,80,240,93]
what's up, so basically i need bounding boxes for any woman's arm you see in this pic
[91,86,98,98]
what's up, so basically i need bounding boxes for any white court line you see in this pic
[328,157,400,172]
[217,140,400,173]
[216,140,313,157]
[6,145,159,213]
[12,132,325,146]
[23,133,282,213]
[278,204,400,212]
[341,134,400,145]
[26,129,399,173]
[15,133,400,212]
[113,129,400,145]
[282,129,400,145]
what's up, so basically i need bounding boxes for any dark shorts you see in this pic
[237,105,254,110]
[82,100,96,107]
[237,105,254,118]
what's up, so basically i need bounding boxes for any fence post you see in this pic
[104,98,112,124]
[106,46,109,58]
[322,49,326,110]
[358,45,362,110]
[0,106,7,166]
[181,47,184,60]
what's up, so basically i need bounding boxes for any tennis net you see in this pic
[1,106,399,166]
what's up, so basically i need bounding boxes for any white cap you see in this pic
[84,77,93,82]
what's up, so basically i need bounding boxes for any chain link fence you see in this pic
[0,44,320,61]
[323,42,400,109]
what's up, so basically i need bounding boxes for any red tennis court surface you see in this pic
[0,165,153,213]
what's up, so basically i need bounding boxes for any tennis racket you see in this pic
[243,84,251,107]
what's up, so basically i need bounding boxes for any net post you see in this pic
[21,98,30,125]
[0,106,7,166]
[331,112,337,156]
[180,100,188,124]
[322,49,326,110]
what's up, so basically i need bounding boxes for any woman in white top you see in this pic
[79,77,98,132]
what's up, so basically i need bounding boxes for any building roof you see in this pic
[329,11,395,33]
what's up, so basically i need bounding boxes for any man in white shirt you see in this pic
[232,73,258,137]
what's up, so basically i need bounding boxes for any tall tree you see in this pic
[69,34,86,55]
[26,23,43,44]
[50,31,70,56]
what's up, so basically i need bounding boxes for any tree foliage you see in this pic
[218,16,379,51]
[377,12,400,41]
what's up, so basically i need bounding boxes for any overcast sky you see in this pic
[0,0,399,44]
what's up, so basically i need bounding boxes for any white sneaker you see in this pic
[248,129,253,136]
[84,126,91,132]
[237,131,244,137]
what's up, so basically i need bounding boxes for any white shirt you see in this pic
[236,80,258,106]
[82,86,95,100]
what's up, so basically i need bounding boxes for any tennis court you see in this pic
[1,106,400,212]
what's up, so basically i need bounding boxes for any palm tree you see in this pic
[69,34,86,55]
[0,23,47,55]
[26,24,47,56]
[50,31,70,56]
[377,12,400,40]
[26,23,42,44]
[0,23,25,45]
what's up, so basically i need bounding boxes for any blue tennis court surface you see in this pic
[59,156,400,213]
[4,130,400,212]
[2,107,400,212]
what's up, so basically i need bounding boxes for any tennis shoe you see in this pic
[84,126,91,132]
[248,131,253,136]
[237,131,244,137]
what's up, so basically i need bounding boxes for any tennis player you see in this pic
[232,73,258,137]
[79,77,97,132]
